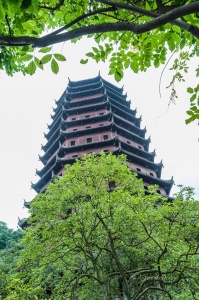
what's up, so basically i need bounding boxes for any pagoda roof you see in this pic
[119,147,163,178]
[102,77,123,93]
[68,74,101,88]
[113,114,145,138]
[115,123,150,151]
[111,102,140,127]
[108,96,135,115]
[36,155,56,177]
[66,84,104,100]
[43,125,61,151]
[67,80,102,93]
[45,111,63,140]
[137,173,174,195]
[119,139,155,163]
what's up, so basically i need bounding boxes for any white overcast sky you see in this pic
[0,39,198,229]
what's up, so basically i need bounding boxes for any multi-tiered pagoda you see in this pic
[31,75,173,197]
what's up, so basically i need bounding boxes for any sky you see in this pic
[0,39,199,229]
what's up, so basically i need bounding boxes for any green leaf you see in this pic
[53,54,66,61]
[187,87,194,94]
[20,54,33,62]
[26,61,36,75]
[39,47,52,53]
[34,57,43,69]
[185,116,195,124]
[172,25,181,33]
[41,54,52,64]
[86,52,94,58]
[190,93,196,102]
[80,59,88,64]
[51,58,59,74]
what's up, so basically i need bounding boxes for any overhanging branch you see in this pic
[0,1,199,47]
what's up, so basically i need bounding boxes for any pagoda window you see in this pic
[99,124,104,126]
[99,112,104,115]
[86,126,91,129]
[127,140,131,144]
[157,190,161,194]
[136,168,141,172]
[104,149,109,153]
[72,117,76,120]
[71,141,75,146]
[138,146,142,149]
[85,115,90,118]
[73,128,77,131]
[150,172,154,177]
[103,135,109,141]
[72,154,78,158]
[87,137,92,143]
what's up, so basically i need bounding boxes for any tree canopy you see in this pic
[0,222,23,299]
[6,153,199,299]
[0,1,199,124]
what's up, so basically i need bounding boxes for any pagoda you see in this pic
[31,74,173,197]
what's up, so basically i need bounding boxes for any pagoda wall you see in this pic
[66,120,110,132]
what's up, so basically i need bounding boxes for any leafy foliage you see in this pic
[0,1,199,123]
[6,153,199,299]
[0,222,23,299]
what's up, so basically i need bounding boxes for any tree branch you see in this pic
[1,1,199,47]
[135,286,172,300]
[39,0,64,11]
[96,0,199,38]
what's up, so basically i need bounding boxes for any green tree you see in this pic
[0,1,199,123]
[7,153,199,299]
[0,222,23,299]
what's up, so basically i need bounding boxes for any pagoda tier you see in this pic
[32,75,173,196]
